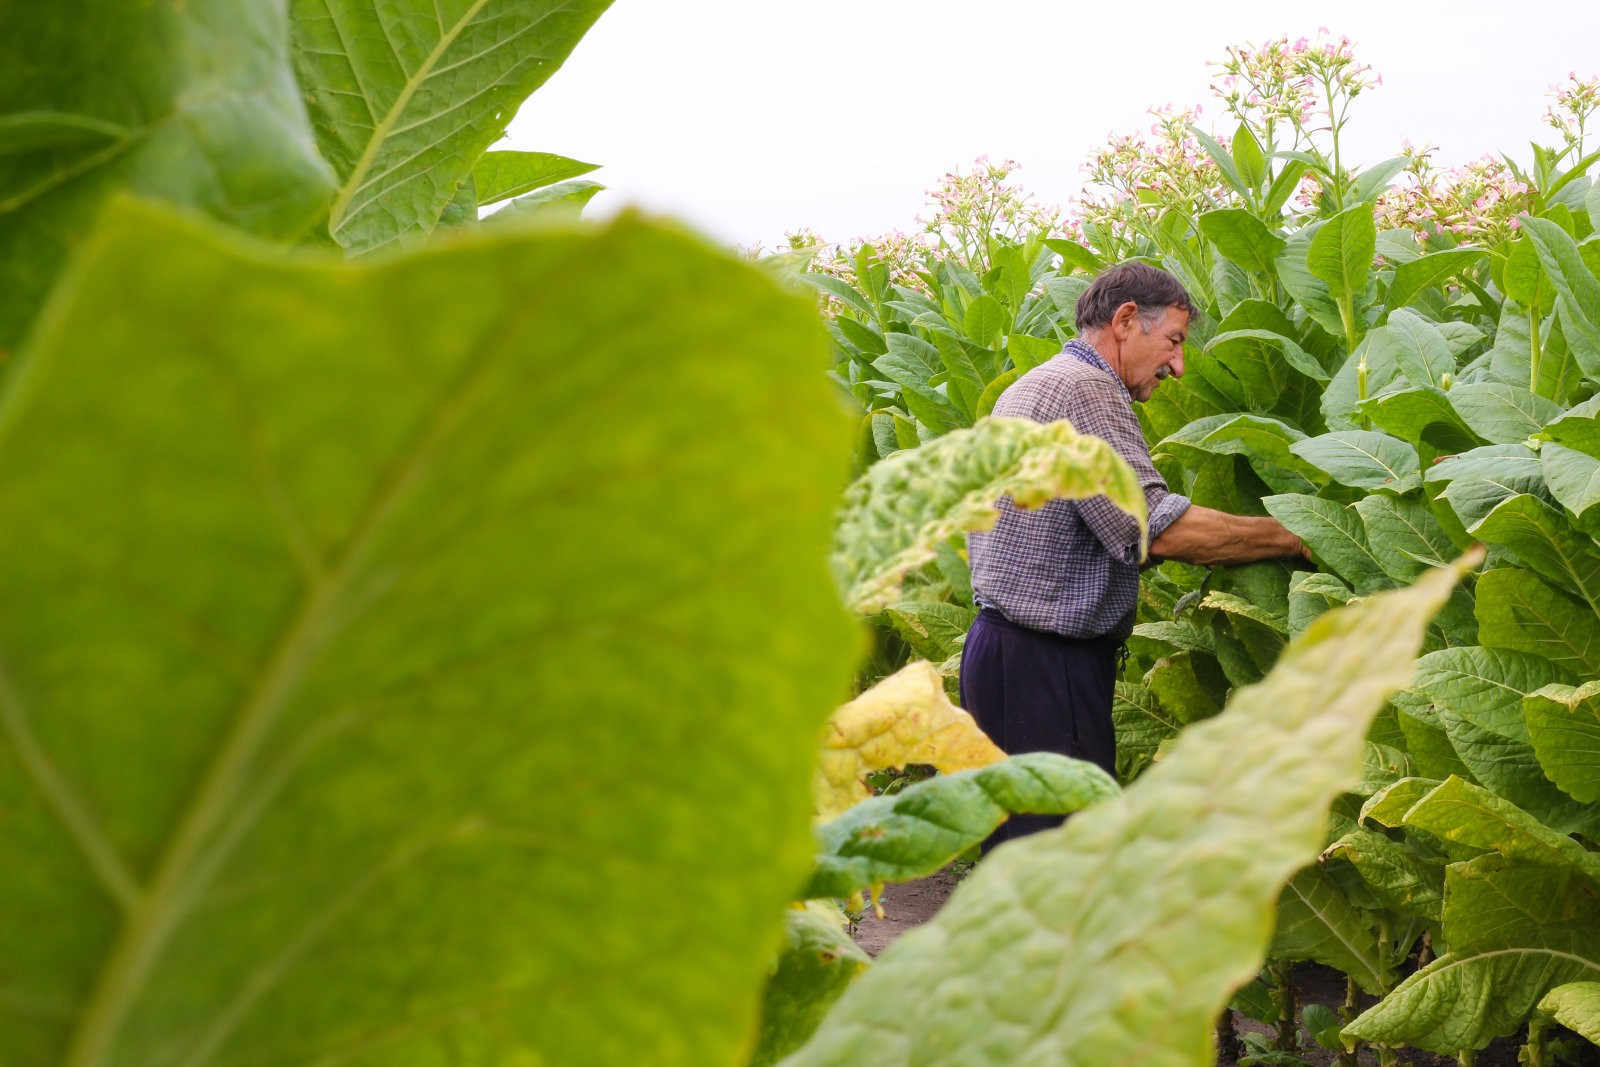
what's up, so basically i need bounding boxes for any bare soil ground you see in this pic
[846,870,1552,1067]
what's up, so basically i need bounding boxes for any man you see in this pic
[962,262,1304,845]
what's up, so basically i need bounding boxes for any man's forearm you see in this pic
[1149,505,1304,567]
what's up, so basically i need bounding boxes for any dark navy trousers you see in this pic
[959,607,1119,849]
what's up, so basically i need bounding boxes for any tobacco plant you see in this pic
[802,37,1600,1063]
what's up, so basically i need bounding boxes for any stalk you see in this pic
[1336,974,1361,1067]
[1269,959,1298,1051]
[1417,930,1433,967]
[1524,1014,1548,1067]
[1326,80,1344,205]
[1355,344,1370,430]
[1529,305,1544,396]
[1340,296,1360,365]
[1457,1049,1476,1067]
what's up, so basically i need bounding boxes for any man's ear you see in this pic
[1111,301,1139,337]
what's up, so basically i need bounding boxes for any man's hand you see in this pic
[1149,505,1307,568]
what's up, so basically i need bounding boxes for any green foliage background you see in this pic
[8,5,1600,1066]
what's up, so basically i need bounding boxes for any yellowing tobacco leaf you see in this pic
[814,660,1003,818]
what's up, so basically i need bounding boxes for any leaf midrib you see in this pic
[59,324,502,1067]
[1285,876,1386,991]
[326,0,495,234]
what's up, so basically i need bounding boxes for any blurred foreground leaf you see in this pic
[0,198,855,1067]
[784,555,1477,1067]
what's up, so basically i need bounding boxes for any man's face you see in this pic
[1121,306,1189,402]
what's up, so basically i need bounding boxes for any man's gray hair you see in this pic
[1074,262,1199,332]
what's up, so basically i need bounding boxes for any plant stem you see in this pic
[1529,305,1544,396]
[1417,930,1433,967]
[1525,1015,1548,1067]
[1340,295,1360,361]
[1270,959,1298,1051]
[1326,79,1344,206]
[1336,974,1361,1066]
[1457,1049,1476,1067]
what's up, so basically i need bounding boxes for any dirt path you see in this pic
[846,869,960,957]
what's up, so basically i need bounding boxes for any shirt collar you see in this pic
[1062,338,1132,402]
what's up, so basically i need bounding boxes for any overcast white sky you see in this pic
[506,0,1600,249]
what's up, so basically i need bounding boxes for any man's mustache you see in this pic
[1154,366,1174,380]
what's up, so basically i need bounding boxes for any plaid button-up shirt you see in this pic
[968,338,1191,640]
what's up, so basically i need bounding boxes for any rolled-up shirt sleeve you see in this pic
[1061,377,1191,566]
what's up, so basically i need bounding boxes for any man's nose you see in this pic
[1169,350,1185,378]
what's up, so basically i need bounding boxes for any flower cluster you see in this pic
[1073,105,1233,254]
[805,158,1068,295]
[1374,146,1535,246]
[807,228,934,293]
[1209,29,1379,157]
[916,156,1066,266]
[1543,72,1600,158]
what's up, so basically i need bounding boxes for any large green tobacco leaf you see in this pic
[1345,855,1600,1052]
[1359,386,1483,454]
[1198,209,1285,277]
[1323,336,1401,431]
[1523,681,1600,804]
[1397,777,1600,884]
[0,200,857,1067]
[1387,248,1487,311]
[1476,568,1600,675]
[1490,308,1585,403]
[873,335,963,434]
[1152,412,1323,492]
[832,416,1145,613]
[1290,430,1420,493]
[1112,682,1180,782]
[1505,235,1557,314]
[1425,444,1550,531]
[0,0,337,352]
[471,150,599,208]
[1208,329,1329,385]
[1436,709,1599,836]
[1404,646,1576,740]
[1354,495,1454,583]
[1545,394,1600,455]
[1524,217,1600,374]
[1376,309,1456,390]
[883,600,975,663]
[1393,698,1478,782]
[802,753,1120,900]
[1449,383,1564,444]
[1321,826,1445,923]
[783,557,1474,1067]
[1279,226,1350,339]
[291,0,612,252]
[750,905,872,1067]
[1145,651,1229,724]
[1307,203,1377,307]
[1262,494,1387,594]
[1269,866,1388,995]
[1468,494,1600,612]
[1541,442,1600,530]
[1138,370,1236,442]
[1538,982,1600,1045]
[1288,571,1354,637]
